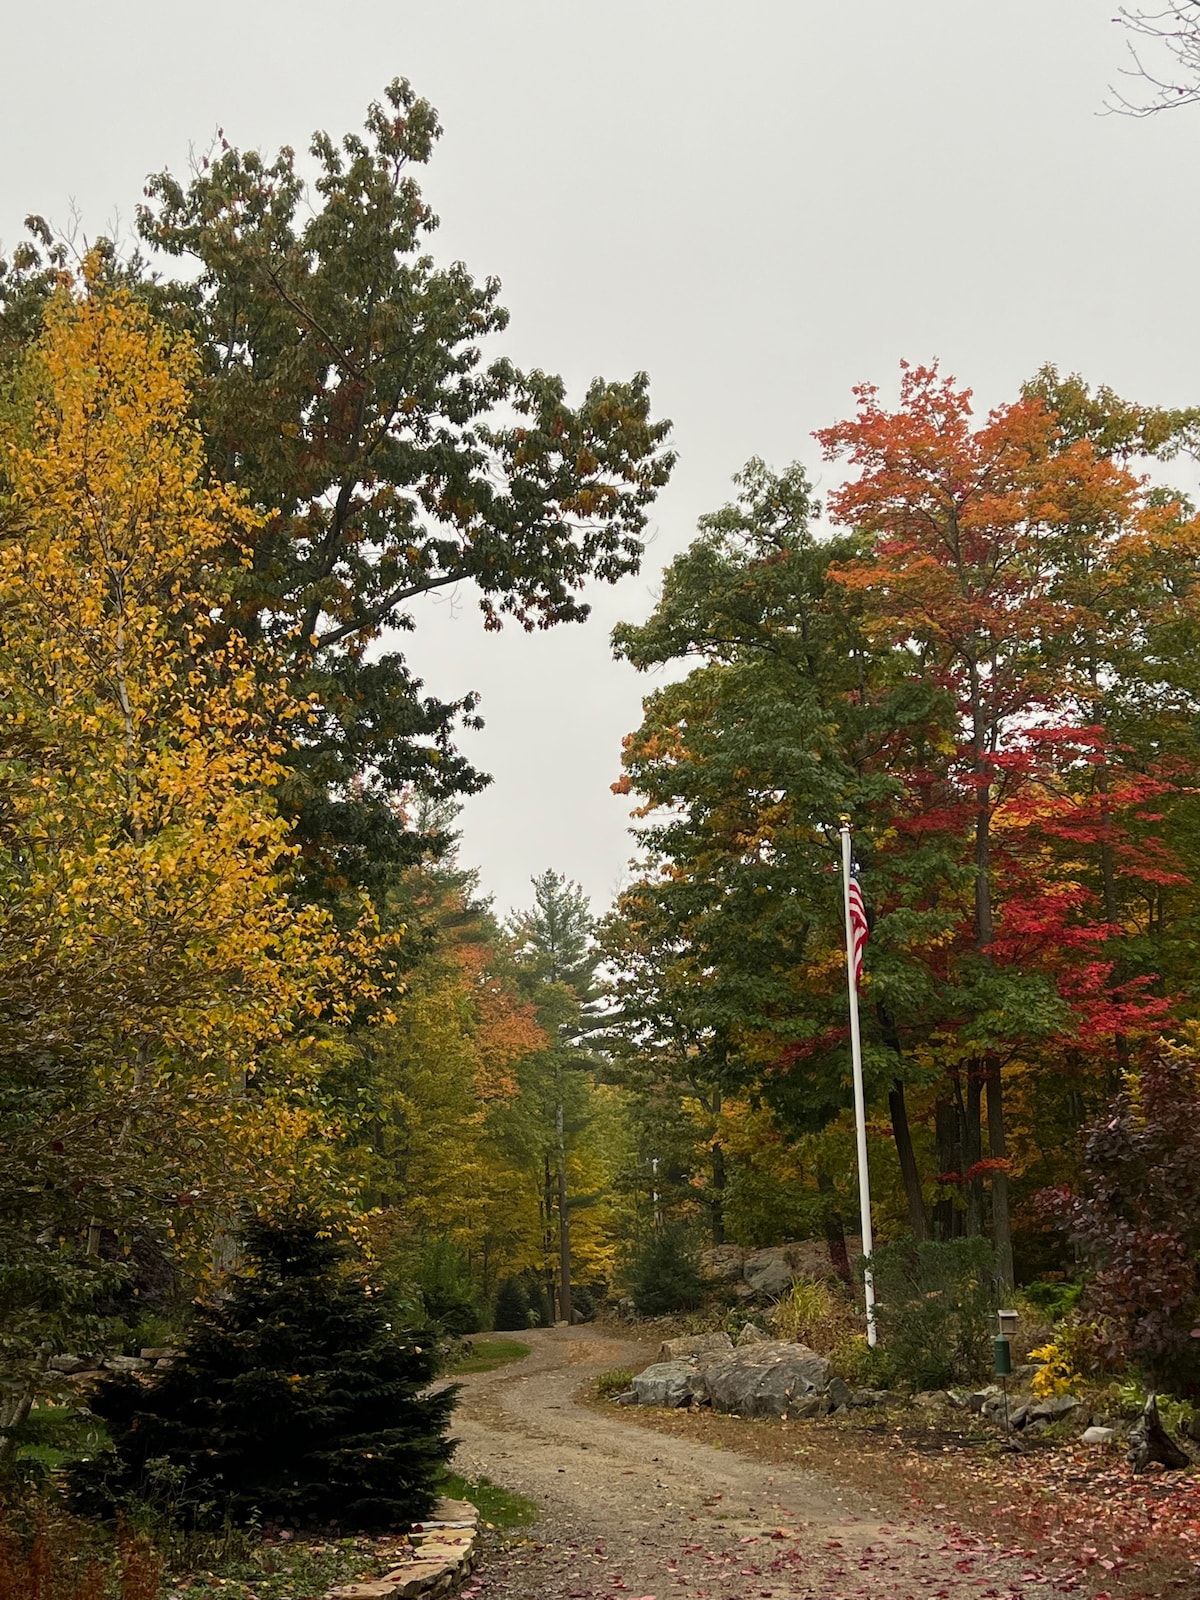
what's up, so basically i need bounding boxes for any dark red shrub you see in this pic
[1045,1044,1200,1396]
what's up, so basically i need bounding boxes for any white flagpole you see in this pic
[841,823,877,1347]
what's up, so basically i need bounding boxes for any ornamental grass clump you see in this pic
[68,1216,456,1533]
[771,1279,857,1351]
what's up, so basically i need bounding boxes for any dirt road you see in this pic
[451,1326,1074,1600]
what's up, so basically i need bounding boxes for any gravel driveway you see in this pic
[450,1325,1072,1600]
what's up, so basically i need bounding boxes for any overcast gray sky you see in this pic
[4,2,1197,918]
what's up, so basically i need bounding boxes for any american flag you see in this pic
[847,870,869,985]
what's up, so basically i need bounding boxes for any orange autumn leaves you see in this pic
[456,938,547,1103]
[815,363,1158,684]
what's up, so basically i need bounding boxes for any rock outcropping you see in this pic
[631,1338,854,1420]
[697,1239,862,1301]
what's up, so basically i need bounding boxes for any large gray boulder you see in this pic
[658,1332,734,1363]
[704,1341,831,1419]
[630,1360,699,1408]
[742,1248,794,1298]
[699,1245,747,1284]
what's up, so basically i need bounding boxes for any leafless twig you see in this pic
[1108,2,1200,114]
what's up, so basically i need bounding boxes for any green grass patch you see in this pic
[10,1404,109,1470]
[593,1367,634,1399]
[449,1338,530,1374]
[438,1471,538,1530]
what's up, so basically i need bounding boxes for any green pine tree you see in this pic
[492,1277,529,1332]
[70,1217,457,1533]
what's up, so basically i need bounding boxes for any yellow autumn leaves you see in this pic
[0,268,391,1258]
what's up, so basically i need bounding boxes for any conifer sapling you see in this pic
[70,1216,457,1532]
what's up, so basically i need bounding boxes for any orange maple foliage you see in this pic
[453,938,547,1102]
[815,362,1148,710]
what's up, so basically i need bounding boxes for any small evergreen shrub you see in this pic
[493,1277,529,1331]
[415,1240,481,1336]
[524,1277,552,1328]
[68,1216,457,1532]
[867,1236,997,1390]
[627,1227,704,1317]
[1020,1279,1083,1322]
[571,1283,596,1322]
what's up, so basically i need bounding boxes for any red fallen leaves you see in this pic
[906,1444,1200,1597]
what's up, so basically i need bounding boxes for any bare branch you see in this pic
[1109,2,1200,114]
[314,571,461,650]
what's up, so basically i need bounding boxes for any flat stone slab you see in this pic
[413,1497,477,1530]
[657,1332,733,1362]
[329,1585,402,1599]
[324,1500,477,1600]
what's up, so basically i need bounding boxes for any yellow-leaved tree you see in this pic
[0,271,388,1418]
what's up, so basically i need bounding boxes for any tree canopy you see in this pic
[1,81,674,895]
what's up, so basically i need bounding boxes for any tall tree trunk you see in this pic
[876,1005,928,1240]
[933,1098,962,1240]
[556,1096,572,1324]
[0,1352,49,1470]
[816,1163,853,1287]
[543,1153,558,1323]
[960,1069,984,1238]
[710,1137,726,1245]
[985,1058,1013,1286]
[888,1079,928,1240]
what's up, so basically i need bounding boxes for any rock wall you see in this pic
[327,1498,479,1600]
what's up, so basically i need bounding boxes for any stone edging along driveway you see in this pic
[325,1498,478,1600]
